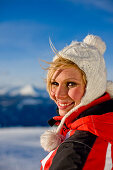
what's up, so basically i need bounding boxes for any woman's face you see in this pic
[50,67,86,116]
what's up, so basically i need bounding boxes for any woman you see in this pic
[40,35,113,170]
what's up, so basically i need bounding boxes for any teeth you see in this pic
[59,103,71,106]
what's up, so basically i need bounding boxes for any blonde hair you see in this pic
[46,57,87,95]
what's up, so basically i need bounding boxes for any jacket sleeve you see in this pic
[49,130,97,170]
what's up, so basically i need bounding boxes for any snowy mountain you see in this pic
[0,85,56,128]
[1,85,47,97]
[19,85,38,96]
[0,86,10,95]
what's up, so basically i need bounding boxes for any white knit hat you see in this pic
[53,34,107,106]
[40,35,110,152]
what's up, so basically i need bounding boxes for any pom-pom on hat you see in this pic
[40,34,108,152]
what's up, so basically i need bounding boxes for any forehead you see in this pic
[51,67,83,81]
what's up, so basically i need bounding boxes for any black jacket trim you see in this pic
[76,99,113,120]
[48,118,58,127]
[50,130,97,170]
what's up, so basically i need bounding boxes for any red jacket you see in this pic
[41,93,113,170]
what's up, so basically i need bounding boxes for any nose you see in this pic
[55,85,68,99]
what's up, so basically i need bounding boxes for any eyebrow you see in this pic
[51,78,81,82]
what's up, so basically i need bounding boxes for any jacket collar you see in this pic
[48,93,112,127]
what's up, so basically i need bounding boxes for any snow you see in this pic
[0,127,48,170]
[0,85,40,97]
[0,127,112,170]
[0,85,49,98]
[17,98,43,109]
[19,85,38,96]
[7,87,21,96]
[0,87,9,95]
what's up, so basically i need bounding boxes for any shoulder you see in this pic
[50,130,97,170]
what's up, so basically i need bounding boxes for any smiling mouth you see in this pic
[58,102,75,109]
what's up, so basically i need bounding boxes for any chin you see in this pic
[59,108,73,116]
[59,112,67,116]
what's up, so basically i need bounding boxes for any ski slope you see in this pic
[0,127,48,170]
[0,127,112,170]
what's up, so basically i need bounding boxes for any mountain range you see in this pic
[0,85,57,127]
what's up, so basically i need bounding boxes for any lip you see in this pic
[57,102,74,110]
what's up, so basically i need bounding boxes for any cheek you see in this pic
[50,91,56,101]
[68,87,85,102]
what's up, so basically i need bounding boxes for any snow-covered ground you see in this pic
[0,127,112,170]
[0,127,48,170]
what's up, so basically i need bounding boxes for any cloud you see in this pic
[67,0,113,13]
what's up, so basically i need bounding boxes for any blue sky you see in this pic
[0,0,113,88]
